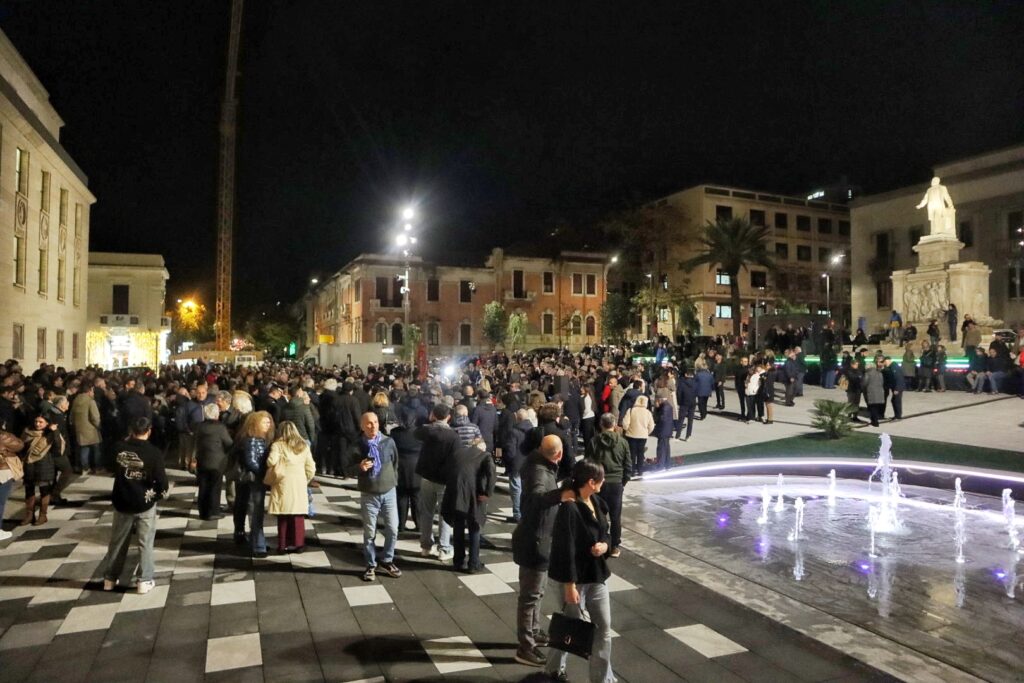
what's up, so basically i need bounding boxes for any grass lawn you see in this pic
[682,431,1024,473]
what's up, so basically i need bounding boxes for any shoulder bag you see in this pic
[549,611,596,659]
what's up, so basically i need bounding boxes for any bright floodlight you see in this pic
[310,278,319,285]
[396,233,409,247]
[443,364,456,378]
[401,207,415,221]
[403,222,413,231]
[821,273,827,279]
[611,255,619,263]
[832,253,844,264]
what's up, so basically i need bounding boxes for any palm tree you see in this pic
[681,216,775,339]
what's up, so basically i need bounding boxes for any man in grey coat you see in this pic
[863,358,887,427]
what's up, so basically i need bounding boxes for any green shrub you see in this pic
[811,399,856,439]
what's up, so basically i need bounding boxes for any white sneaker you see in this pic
[0,529,12,541]
[438,550,454,562]
[102,579,117,591]
[136,579,155,595]
[419,547,434,558]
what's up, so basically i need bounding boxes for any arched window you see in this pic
[427,322,440,346]
[459,323,472,346]
[374,322,388,343]
[585,315,596,336]
[392,322,404,346]
[571,314,582,336]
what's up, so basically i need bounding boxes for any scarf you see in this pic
[24,429,51,464]
[365,432,383,478]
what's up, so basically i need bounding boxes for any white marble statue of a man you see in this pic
[916,177,956,237]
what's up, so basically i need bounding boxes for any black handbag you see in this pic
[549,611,596,659]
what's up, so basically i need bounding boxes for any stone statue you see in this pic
[916,177,956,237]
[927,283,946,318]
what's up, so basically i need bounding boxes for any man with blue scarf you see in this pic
[346,412,402,582]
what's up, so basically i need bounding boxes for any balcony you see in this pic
[99,314,140,327]
[504,290,535,302]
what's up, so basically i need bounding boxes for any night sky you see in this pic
[2,1,1022,319]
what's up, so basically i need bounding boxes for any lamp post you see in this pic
[822,253,844,321]
[754,286,766,349]
[396,206,417,352]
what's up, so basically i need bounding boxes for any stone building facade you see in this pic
[850,144,1024,337]
[305,248,611,356]
[652,184,852,337]
[0,30,96,367]
[86,253,170,369]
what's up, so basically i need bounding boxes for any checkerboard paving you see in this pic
[0,465,888,682]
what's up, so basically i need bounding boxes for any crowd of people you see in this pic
[0,330,1021,680]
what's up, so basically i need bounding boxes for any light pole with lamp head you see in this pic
[822,253,844,321]
[396,206,417,354]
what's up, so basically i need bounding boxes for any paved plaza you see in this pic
[0,389,1020,682]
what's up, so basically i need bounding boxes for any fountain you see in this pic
[788,497,805,542]
[953,477,967,564]
[774,473,785,513]
[827,469,837,508]
[868,507,879,557]
[867,434,901,533]
[1002,489,1020,552]
[757,485,771,525]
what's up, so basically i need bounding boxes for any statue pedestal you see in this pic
[913,235,963,267]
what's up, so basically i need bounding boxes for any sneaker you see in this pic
[136,580,155,595]
[102,579,117,591]
[515,648,546,667]
[438,550,454,562]
[420,547,435,558]
[609,546,621,558]
[362,566,376,582]
[0,529,11,542]
[380,562,402,578]
[534,631,549,646]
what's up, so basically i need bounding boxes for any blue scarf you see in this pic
[365,432,382,478]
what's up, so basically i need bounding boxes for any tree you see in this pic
[681,216,775,338]
[404,324,421,362]
[506,312,527,352]
[242,311,300,357]
[482,301,508,348]
[631,281,694,339]
[600,292,632,343]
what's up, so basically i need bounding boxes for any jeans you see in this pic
[517,565,548,653]
[547,581,615,683]
[626,437,647,476]
[598,482,624,548]
[233,481,251,538]
[248,485,267,554]
[697,396,709,419]
[418,479,452,554]
[0,478,15,521]
[451,512,481,570]
[890,391,903,419]
[714,384,725,408]
[508,472,522,520]
[823,369,837,389]
[656,437,671,470]
[675,405,695,439]
[100,505,157,583]
[795,373,805,396]
[361,489,398,567]
[736,388,747,419]
[78,443,102,472]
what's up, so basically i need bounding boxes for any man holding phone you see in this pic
[346,412,402,582]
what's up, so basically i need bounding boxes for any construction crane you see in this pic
[215,0,244,350]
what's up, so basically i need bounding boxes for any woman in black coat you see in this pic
[546,459,615,682]
[194,404,233,520]
[390,408,422,532]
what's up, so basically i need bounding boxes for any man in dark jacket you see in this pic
[616,380,642,425]
[734,356,750,421]
[503,409,532,522]
[511,435,571,666]
[711,352,727,409]
[676,368,697,440]
[470,390,498,454]
[783,350,799,406]
[97,417,168,595]
[441,439,496,573]
[345,412,402,582]
[882,356,905,420]
[282,386,316,443]
[333,381,363,476]
[525,403,574,481]
[415,403,459,561]
[653,390,675,470]
[589,413,631,556]
[119,383,153,438]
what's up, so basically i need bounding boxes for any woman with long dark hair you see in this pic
[233,410,275,558]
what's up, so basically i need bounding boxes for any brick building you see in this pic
[304,248,612,356]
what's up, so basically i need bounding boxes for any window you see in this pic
[542,271,554,294]
[459,323,471,346]
[13,231,26,287]
[112,284,130,314]
[818,247,830,263]
[40,171,50,213]
[838,220,851,236]
[37,233,47,295]
[715,304,733,319]
[374,322,388,343]
[36,327,46,360]
[353,278,361,300]
[1010,267,1023,300]
[391,323,404,346]
[1009,211,1024,241]
[570,315,582,336]
[585,315,596,336]
[15,148,29,196]
[797,245,812,262]
[571,273,583,295]
[776,272,789,290]
[392,275,404,308]
[715,205,733,221]
[427,321,440,345]
[459,280,472,303]
[512,269,525,298]
[876,281,893,309]
[57,226,66,302]
[715,270,731,285]
[542,312,554,335]
[749,209,765,226]
[875,232,890,260]
[375,276,389,304]
[56,329,64,360]
[59,188,68,226]
[796,215,811,231]
[72,332,79,360]
[12,323,24,359]
[775,243,789,260]
[73,204,82,307]
[426,278,439,302]
[817,218,833,234]
[585,273,596,295]
[908,227,922,254]
[958,220,974,248]
[774,212,788,230]
[750,271,767,288]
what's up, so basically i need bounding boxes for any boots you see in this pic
[20,496,35,526]
[34,495,50,525]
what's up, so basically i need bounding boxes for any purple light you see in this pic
[860,563,870,570]
[994,570,1007,580]
[716,513,730,528]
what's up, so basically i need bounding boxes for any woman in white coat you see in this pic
[266,421,316,554]
[621,394,655,478]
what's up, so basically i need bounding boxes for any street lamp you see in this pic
[310,278,319,285]
[396,205,419,353]
[822,253,844,321]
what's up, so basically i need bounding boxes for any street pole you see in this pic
[825,273,831,320]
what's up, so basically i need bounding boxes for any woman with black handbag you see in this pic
[546,459,616,683]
